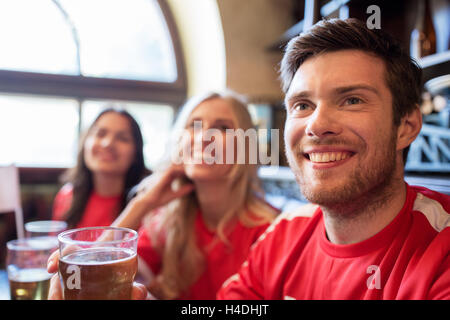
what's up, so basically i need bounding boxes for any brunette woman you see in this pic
[52,107,149,228]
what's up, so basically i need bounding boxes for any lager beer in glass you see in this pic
[7,237,56,300]
[58,226,138,300]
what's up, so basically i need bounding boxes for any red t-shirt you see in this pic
[52,184,121,228]
[137,210,272,300]
[218,184,450,300]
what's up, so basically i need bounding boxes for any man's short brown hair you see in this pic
[280,18,422,162]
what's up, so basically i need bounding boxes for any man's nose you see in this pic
[305,104,342,139]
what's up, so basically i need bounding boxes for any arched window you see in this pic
[0,0,186,173]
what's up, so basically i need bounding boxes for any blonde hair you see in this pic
[145,90,277,299]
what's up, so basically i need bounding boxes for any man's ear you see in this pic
[396,106,422,151]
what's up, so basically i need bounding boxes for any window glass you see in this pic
[0,0,178,82]
[0,94,79,167]
[81,100,174,169]
[0,0,78,75]
[59,0,178,82]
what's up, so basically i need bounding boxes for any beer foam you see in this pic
[60,247,136,265]
[8,268,53,282]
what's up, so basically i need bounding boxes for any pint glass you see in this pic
[7,237,56,300]
[58,226,138,300]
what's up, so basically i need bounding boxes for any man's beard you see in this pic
[289,132,398,216]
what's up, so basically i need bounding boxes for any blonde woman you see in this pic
[48,91,278,300]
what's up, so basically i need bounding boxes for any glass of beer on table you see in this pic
[57,226,138,300]
[7,237,56,300]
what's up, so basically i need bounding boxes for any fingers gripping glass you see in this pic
[58,227,138,300]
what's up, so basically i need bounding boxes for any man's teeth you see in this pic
[309,152,350,163]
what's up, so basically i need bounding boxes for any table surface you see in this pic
[0,270,10,300]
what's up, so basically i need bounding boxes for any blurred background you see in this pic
[0,0,449,266]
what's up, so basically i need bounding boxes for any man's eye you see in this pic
[345,97,362,105]
[293,103,309,111]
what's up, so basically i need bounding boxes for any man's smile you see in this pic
[302,147,356,168]
[305,151,353,163]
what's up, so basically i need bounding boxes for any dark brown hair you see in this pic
[61,107,150,228]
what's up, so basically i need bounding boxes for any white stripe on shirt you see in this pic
[413,192,450,232]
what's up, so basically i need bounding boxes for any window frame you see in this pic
[0,0,186,182]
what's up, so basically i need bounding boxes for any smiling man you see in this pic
[284,49,406,245]
[217,18,450,300]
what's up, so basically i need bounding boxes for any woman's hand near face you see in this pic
[135,163,194,208]
[111,163,195,230]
